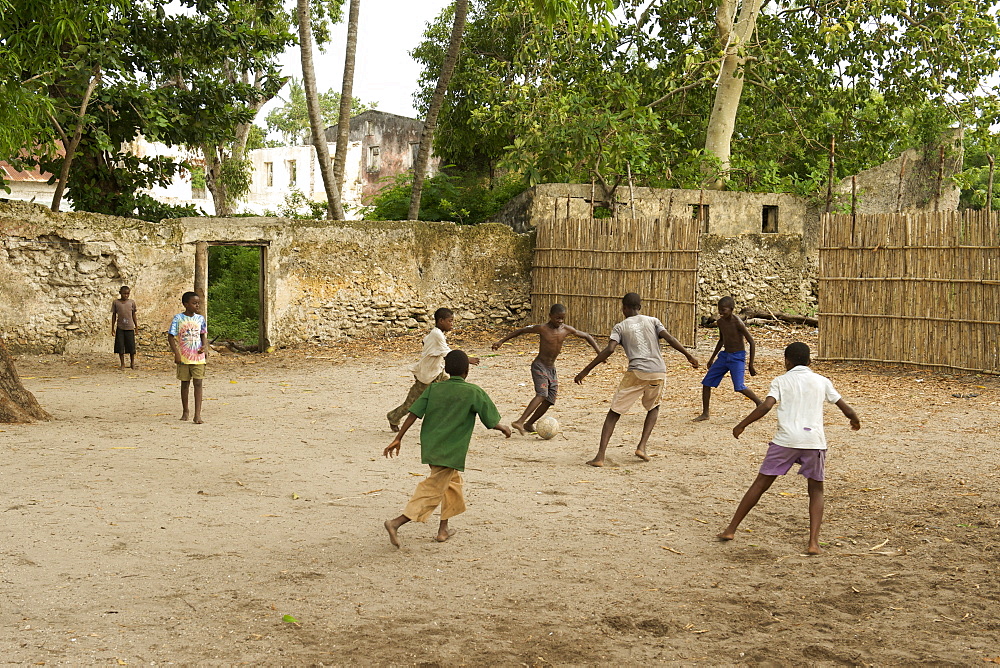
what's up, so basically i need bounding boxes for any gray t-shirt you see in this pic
[112,298,137,330]
[609,314,666,373]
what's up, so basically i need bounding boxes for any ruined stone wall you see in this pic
[697,234,817,319]
[0,202,533,354]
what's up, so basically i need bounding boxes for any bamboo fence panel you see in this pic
[818,210,1000,374]
[532,216,700,347]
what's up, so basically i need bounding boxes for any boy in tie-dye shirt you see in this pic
[168,291,208,424]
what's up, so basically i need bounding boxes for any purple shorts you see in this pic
[759,442,826,481]
[702,350,747,391]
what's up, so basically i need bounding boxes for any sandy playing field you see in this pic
[1,324,998,665]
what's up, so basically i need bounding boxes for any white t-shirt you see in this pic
[767,366,842,450]
[610,314,667,374]
[410,327,451,384]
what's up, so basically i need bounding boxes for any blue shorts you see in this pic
[701,350,747,391]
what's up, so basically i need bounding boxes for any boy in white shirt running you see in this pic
[718,342,860,555]
[387,308,479,431]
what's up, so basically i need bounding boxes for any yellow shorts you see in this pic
[176,363,206,381]
[610,370,665,413]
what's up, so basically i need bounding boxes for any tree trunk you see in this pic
[408,0,468,220]
[703,0,762,190]
[203,144,232,217]
[0,340,50,423]
[51,66,101,213]
[332,0,360,220]
[298,0,344,220]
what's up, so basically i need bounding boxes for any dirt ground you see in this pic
[2,323,998,666]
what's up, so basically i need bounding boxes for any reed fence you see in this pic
[819,210,1000,374]
[532,216,700,347]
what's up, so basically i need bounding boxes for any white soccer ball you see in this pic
[534,416,560,440]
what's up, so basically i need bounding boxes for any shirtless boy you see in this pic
[491,304,600,435]
[693,296,761,421]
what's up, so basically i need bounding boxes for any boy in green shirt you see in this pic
[383,350,511,547]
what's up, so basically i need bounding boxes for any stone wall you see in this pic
[698,234,817,319]
[0,202,533,354]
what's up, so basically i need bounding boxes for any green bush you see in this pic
[363,170,526,225]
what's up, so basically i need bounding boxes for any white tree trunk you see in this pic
[704,0,763,190]
[332,0,360,220]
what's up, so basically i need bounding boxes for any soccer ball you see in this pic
[534,416,560,440]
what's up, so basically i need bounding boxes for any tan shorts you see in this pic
[176,363,206,381]
[610,371,665,413]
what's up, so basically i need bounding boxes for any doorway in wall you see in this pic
[206,244,268,350]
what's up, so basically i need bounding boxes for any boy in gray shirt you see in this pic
[575,292,699,466]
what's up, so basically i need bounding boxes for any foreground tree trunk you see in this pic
[332,0,361,220]
[408,0,468,220]
[298,0,344,220]
[0,340,50,423]
[703,0,763,190]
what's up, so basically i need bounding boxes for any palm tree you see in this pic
[408,0,468,220]
[297,0,344,219]
[332,0,360,220]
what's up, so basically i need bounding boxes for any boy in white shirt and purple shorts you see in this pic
[718,342,860,555]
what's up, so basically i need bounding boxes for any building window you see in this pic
[365,121,373,136]
[410,142,420,167]
[762,205,779,233]
[692,204,710,233]
[368,146,381,172]
[287,160,298,186]
[264,162,273,188]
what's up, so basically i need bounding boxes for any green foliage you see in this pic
[207,246,260,345]
[0,0,296,213]
[265,77,374,145]
[415,0,1000,196]
[261,189,328,219]
[364,170,526,224]
[957,133,1000,211]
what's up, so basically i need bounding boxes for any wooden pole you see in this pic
[825,135,835,213]
[896,154,907,213]
[627,162,636,221]
[988,154,995,212]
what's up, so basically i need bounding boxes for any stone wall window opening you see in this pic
[264,162,274,188]
[409,142,420,167]
[287,160,297,187]
[368,146,381,173]
[762,205,779,233]
[691,204,710,233]
[365,120,373,136]
[199,242,270,352]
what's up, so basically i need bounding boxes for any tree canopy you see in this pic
[414,0,1000,194]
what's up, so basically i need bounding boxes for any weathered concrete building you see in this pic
[331,110,440,204]
[0,202,530,354]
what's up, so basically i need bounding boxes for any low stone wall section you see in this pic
[0,202,533,354]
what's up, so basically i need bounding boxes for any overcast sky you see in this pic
[261,0,454,125]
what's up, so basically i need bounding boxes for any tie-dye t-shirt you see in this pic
[168,313,207,364]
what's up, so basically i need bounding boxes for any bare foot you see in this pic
[692,413,709,422]
[523,423,536,434]
[384,519,400,548]
[180,412,190,421]
[130,364,137,370]
[586,459,605,467]
[634,449,651,462]
[388,421,399,433]
[435,528,456,543]
[716,532,735,541]
[193,416,204,424]
[511,421,527,436]
[807,543,822,555]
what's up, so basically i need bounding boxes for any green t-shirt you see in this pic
[409,377,501,471]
